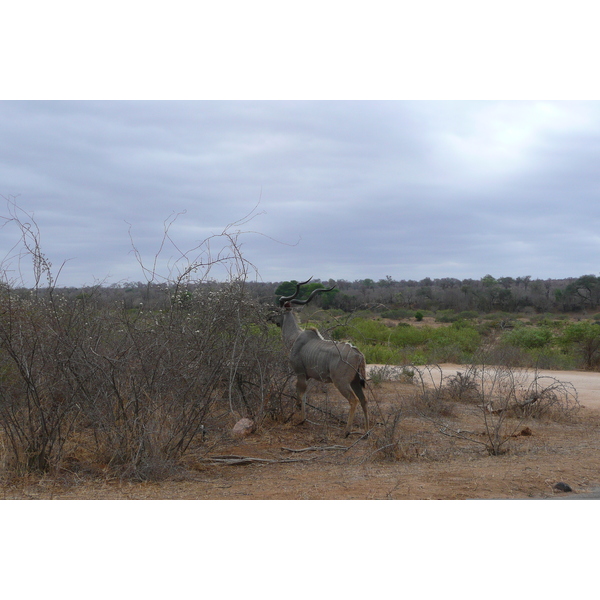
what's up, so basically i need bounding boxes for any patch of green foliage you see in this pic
[558,321,600,369]
[502,326,554,349]
[297,309,600,371]
[330,317,481,365]
[436,310,479,323]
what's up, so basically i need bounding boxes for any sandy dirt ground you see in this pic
[2,364,600,501]
[435,364,600,410]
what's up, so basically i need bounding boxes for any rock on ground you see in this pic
[232,418,255,438]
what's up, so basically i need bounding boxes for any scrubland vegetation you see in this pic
[0,202,294,479]
[309,306,600,371]
[1,201,599,487]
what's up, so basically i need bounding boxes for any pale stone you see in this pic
[232,418,255,438]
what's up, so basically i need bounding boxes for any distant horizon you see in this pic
[4,271,595,291]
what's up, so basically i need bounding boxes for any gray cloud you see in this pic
[1,100,599,287]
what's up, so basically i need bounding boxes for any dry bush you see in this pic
[0,200,290,479]
[0,285,85,473]
[443,370,480,403]
[368,365,415,386]
[441,363,580,421]
[420,359,581,456]
[375,409,405,460]
[509,373,579,421]
[367,408,426,462]
[407,364,457,418]
[221,332,296,425]
[404,389,457,418]
[355,364,457,463]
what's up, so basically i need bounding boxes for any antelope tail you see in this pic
[353,363,366,388]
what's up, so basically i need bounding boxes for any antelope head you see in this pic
[268,277,336,327]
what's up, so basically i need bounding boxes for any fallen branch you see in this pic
[205,456,272,465]
[201,454,307,466]
[281,445,347,453]
[344,427,374,451]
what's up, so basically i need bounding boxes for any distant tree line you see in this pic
[13,272,600,315]
[268,274,600,314]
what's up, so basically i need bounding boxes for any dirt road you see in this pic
[368,363,600,410]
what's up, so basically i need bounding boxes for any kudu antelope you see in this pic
[269,278,369,436]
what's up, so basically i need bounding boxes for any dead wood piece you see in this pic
[520,395,540,407]
[282,445,348,453]
[204,455,274,466]
[202,454,308,466]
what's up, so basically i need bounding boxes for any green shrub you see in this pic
[334,317,482,365]
[331,317,392,345]
[528,348,578,370]
[436,310,458,323]
[389,324,429,348]
[530,315,569,329]
[559,321,600,369]
[457,311,479,320]
[440,331,479,352]
[503,326,554,349]
[436,310,479,323]
[483,312,511,321]
[361,344,402,365]
[408,351,428,365]
[422,323,480,363]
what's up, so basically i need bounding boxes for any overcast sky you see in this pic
[1,100,599,287]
